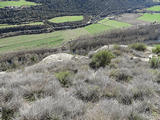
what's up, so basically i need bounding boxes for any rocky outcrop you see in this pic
[89,45,158,62]
[39,53,88,66]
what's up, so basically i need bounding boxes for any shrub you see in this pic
[19,96,85,120]
[75,83,100,102]
[152,45,160,54]
[55,71,72,87]
[113,50,122,56]
[113,44,121,50]
[155,73,160,83]
[109,63,118,69]
[90,50,115,69]
[150,57,160,68]
[129,43,146,51]
[109,68,132,82]
[128,113,146,120]
[2,107,14,120]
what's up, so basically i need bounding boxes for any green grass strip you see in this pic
[0,0,38,8]
[0,22,43,29]
[147,5,160,11]
[49,16,84,23]
[138,13,160,23]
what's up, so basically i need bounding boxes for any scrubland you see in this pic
[1,44,160,120]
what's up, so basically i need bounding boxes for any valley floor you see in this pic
[0,11,160,54]
[0,5,160,54]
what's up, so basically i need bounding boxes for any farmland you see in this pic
[99,18,131,28]
[0,22,43,29]
[84,24,113,34]
[0,31,63,53]
[137,13,160,23]
[48,16,84,23]
[0,0,38,8]
[0,12,159,54]
[0,16,133,54]
[1,11,160,54]
[147,5,160,11]
[0,28,90,54]
[85,18,131,34]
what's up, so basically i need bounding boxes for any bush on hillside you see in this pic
[89,50,115,69]
[113,44,121,50]
[109,68,132,82]
[129,43,146,51]
[152,45,160,54]
[55,71,72,87]
[155,73,160,83]
[2,107,14,120]
[150,57,160,69]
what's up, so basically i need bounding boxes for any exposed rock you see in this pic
[41,53,73,65]
[0,72,6,75]
[88,45,128,57]
[25,53,89,73]
[40,53,88,65]
[89,45,158,62]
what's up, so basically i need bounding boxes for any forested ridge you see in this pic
[0,0,155,24]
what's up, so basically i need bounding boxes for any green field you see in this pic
[85,18,131,34]
[99,18,131,28]
[147,5,160,11]
[0,17,132,54]
[0,22,43,29]
[138,13,160,23]
[0,0,38,8]
[0,28,90,54]
[85,24,113,34]
[48,16,84,23]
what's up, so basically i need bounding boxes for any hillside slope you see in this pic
[1,44,160,120]
[29,0,153,14]
[0,0,155,24]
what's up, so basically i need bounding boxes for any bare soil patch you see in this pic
[114,13,151,25]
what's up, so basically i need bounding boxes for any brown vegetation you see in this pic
[1,46,160,120]
[69,24,160,54]
[0,23,160,72]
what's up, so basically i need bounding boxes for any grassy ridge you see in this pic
[0,0,38,8]
[48,16,84,23]
[147,5,160,11]
[138,13,160,22]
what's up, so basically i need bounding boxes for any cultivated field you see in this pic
[0,28,90,54]
[1,11,160,54]
[138,13,160,23]
[0,16,133,54]
[0,22,43,29]
[48,16,84,23]
[115,13,150,25]
[85,18,131,34]
[115,13,160,25]
[0,0,38,8]
[84,24,113,34]
[99,18,131,28]
[147,5,160,11]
